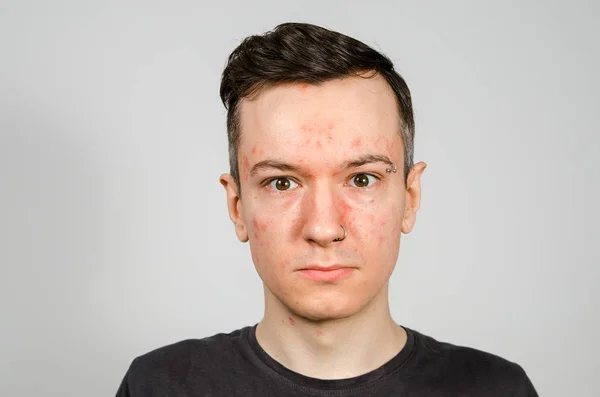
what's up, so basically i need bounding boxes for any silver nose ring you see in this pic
[333,225,347,242]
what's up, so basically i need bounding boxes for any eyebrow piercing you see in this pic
[386,163,398,173]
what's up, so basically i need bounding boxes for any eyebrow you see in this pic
[248,154,395,177]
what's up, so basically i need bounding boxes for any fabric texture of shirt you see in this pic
[115,324,538,396]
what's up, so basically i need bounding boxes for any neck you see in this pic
[255,283,407,380]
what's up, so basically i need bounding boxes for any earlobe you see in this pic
[219,174,249,242]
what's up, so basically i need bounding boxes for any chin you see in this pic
[284,291,369,322]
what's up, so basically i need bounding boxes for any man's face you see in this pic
[221,75,425,321]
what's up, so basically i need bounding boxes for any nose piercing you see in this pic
[333,225,347,242]
[386,163,397,173]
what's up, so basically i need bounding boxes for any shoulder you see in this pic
[406,328,537,395]
[123,327,249,389]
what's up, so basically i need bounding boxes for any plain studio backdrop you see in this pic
[1,1,598,396]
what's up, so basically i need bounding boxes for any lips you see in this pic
[297,266,355,282]
[300,265,348,271]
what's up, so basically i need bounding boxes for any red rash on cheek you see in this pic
[339,201,362,234]
[252,218,260,239]
[251,217,268,240]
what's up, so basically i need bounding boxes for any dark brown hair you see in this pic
[220,22,415,191]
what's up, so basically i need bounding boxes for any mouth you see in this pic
[297,266,355,282]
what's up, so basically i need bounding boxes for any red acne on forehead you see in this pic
[351,138,362,148]
[298,83,309,92]
[300,120,336,136]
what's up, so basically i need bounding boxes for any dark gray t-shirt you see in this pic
[116,324,538,396]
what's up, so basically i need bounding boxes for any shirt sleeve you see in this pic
[517,365,539,397]
[114,365,132,397]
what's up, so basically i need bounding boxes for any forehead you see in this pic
[238,75,401,159]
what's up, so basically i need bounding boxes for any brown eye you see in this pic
[267,177,298,191]
[275,178,291,190]
[353,174,370,187]
[350,174,379,188]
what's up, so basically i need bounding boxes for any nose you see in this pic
[301,180,345,247]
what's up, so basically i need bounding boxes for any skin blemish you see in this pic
[252,218,260,239]
[351,138,361,148]
[327,121,335,130]
[316,140,322,148]
[300,124,314,133]
[288,316,296,326]
[298,83,309,92]
[316,330,323,336]
[252,146,257,154]
[339,201,358,232]
[241,155,250,182]
[369,199,375,203]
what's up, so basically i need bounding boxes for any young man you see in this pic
[116,23,538,396]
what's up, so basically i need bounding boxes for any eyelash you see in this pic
[263,173,381,190]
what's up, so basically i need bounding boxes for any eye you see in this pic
[349,173,378,188]
[267,177,299,191]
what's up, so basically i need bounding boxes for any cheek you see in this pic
[368,205,402,249]
[249,212,295,271]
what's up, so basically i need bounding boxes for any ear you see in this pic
[401,162,427,234]
[219,174,248,242]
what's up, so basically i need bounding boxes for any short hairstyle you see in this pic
[220,22,415,191]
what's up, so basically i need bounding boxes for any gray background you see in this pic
[1,1,598,396]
